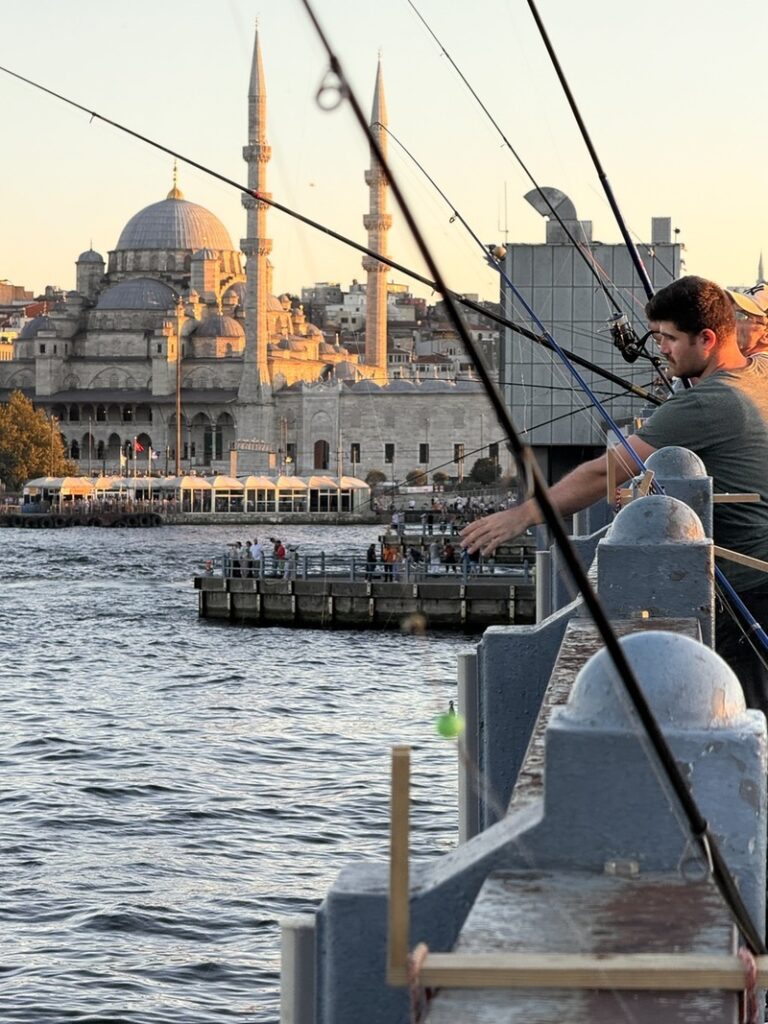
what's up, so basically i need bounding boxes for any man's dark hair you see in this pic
[646,276,735,338]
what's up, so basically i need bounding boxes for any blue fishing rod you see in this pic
[298,0,765,954]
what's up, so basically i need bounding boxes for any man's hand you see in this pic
[460,503,534,556]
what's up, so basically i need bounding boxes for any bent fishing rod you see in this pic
[297,0,765,956]
[0,61,659,409]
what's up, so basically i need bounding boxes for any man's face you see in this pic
[735,312,768,355]
[651,320,708,379]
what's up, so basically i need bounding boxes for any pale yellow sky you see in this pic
[1,0,766,305]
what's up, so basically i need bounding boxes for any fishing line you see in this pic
[297,0,765,956]
[405,0,627,320]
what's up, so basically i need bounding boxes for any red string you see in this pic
[738,946,758,1024]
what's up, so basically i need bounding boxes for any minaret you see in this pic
[362,59,391,382]
[239,23,272,401]
[759,252,765,286]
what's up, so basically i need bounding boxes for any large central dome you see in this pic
[115,191,235,252]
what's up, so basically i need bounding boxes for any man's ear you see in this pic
[699,327,718,352]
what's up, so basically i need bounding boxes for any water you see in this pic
[0,525,473,1022]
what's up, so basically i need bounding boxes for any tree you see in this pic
[432,471,449,486]
[405,467,428,487]
[365,468,387,488]
[469,457,501,485]
[0,391,75,490]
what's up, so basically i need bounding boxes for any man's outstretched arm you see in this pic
[460,435,657,555]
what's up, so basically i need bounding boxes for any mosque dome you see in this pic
[224,283,245,306]
[194,314,245,339]
[77,249,104,263]
[332,360,361,380]
[385,378,416,392]
[419,379,454,392]
[115,190,235,252]
[351,379,382,392]
[19,315,54,339]
[268,295,286,312]
[278,339,308,352]
[191,248,219,261]
[95,278,178,310]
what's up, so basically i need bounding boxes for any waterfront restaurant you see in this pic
[22,476,95,509]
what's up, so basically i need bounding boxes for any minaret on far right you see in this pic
[362,59,391,381]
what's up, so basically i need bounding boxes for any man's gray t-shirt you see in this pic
[636,358,768,592]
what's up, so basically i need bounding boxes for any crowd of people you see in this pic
[224,537,297,578]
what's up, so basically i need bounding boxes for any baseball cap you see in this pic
[727,289,767,320]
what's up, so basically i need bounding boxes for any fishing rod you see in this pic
[297,0,766,956]
[404,0,625,320]
[0,61,661,409]
[406,0,675,387]
[376,118,665,465]
[524,0,653,301]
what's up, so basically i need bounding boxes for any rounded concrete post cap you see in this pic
[645,446,707,479]
[562,630,745,729]
[607,494,705,545]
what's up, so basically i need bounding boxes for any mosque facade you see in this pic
[0,28,505,486]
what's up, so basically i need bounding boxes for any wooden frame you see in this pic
[386,746,765,991]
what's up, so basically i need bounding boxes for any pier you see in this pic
[195,556,535,631]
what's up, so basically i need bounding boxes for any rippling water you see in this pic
[0,524,473,1022]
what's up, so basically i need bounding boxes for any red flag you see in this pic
[134,441,145,453]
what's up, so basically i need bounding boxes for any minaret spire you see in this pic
[239,22,272,402]
[759,251,765,286]
[362,58,391,382]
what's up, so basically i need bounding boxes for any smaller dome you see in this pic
[278,339,307,352]
[194,314,245,339]
[223,283,245,305]
[268,295,285,312]
[386,379,416,392]
[19,315,54,339]
[77,249,104,263]
[333,360,360,380]
[96,278,178,311]
[191,248,218,261]
[351,379,382,392]
[319,342,336,354]
[419,379,454,392]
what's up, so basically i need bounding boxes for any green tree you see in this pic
[469,457,501,485]
[432,471,449,486]
[405,467,428,486]
[365,468,387,488]
[0,391,75,489]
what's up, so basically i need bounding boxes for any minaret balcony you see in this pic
[242,144,272,162]
[363,214,393,232]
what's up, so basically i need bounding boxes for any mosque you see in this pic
[0,28,501,486]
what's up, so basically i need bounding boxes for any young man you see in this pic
[461,276,768,709]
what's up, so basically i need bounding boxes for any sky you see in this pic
[2,0,767,306]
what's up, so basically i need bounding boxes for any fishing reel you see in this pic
[608,313,646,363]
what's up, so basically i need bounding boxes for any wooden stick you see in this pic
[713,493,760,504]
[714,546,768,575]
[605,446,617,506]
[635,469,655,497]
[387,745,411,985]
[416,951,768,990]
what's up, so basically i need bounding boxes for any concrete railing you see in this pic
[281,446,765,1024]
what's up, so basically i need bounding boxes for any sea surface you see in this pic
[0,524,473,1023]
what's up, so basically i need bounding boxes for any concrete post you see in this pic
[644,445,713,536]
[597,494,714,645]
[280,915,316,1024]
